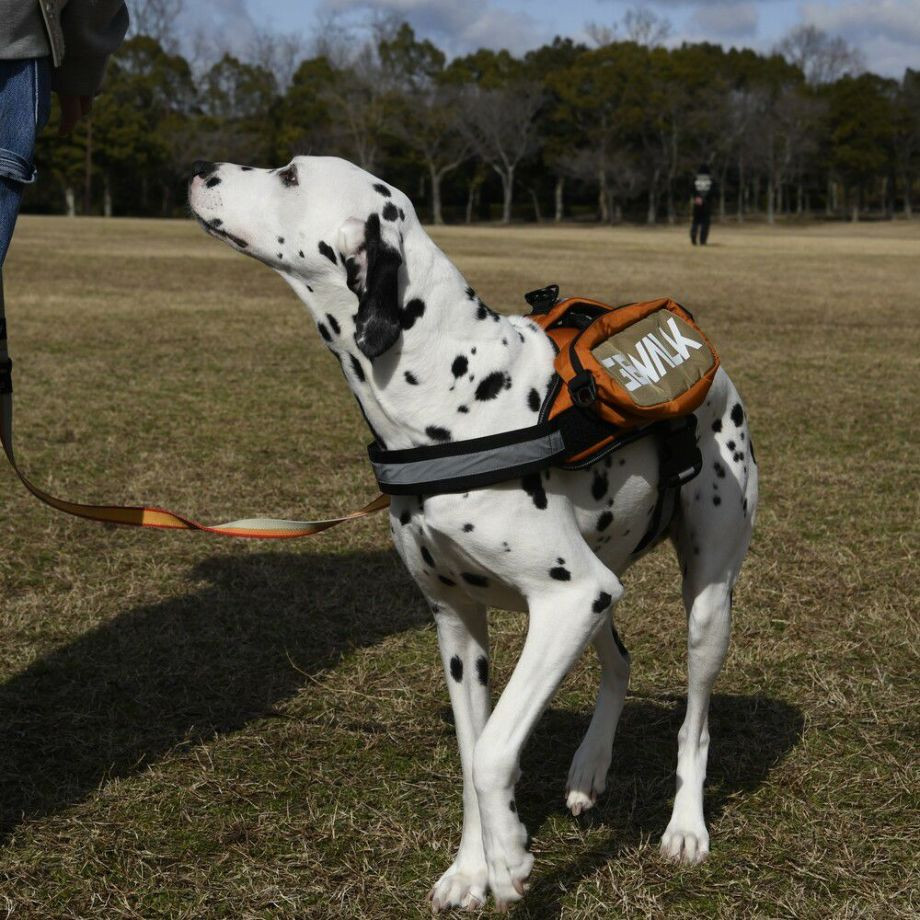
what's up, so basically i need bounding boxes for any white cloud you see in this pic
[691,1,759,37]
[800,0,920,75]
[319,0,549,56]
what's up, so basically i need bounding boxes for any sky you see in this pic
[195,0,920,77]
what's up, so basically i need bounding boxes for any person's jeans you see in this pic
[0,57,51,266]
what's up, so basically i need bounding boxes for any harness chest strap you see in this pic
[0,272,389,539]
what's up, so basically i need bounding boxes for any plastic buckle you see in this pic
[568,370,596,408]
[0,358,12,395]
[524,284,559,313]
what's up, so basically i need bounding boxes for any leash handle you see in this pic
[0,271,389,539]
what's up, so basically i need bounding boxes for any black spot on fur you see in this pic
[476,656,488,686]
[597,510,613,531]
[373,182,391,197]
[462,523,474,532]
[344,256,361,294]
[727,440,736,451]
[349,353,365,382]
[382,202,399,221]
[714,461,726,478]
[240,166,253,171]
[457,405,469,414]
[276,252,283,259]
[592,591,612,613]
[438,575,456,586]
[451,355,468,378]
[528,388,540,412]
[712,419,722,433]
[401,298,426,330]
[734,451,745,463]
[326,314,341,335]
[399,509,411,525]
[713,495,722,506]
[318,322,331,342]
[461,572,489,587]
[205,176,221,188]
[465,286,476,299]
[318,240,337,264]
[398,208,405,221]
[426,425,451,442]
[509,800,516,813]
[522,473,547,510]
[277,236,284,244]
[592,471,609,500]
[298,249,304,258]
[404,371,418,385]
[450,656,463,682]
[549,566,571,581]
[421,545,434,567]
[475,372,507,401]
[750,440,757,465]
[731,403,744,427]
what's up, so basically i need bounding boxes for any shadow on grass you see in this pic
[0,547,803,913]
[0,549,425,839]
[510,692,805,918]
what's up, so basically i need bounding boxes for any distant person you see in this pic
[690,164,714,246]
[0,0,129,266]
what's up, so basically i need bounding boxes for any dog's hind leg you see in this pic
[472,566,624,910]
[429,597,492,913]
[565,613,630,815]
[661,387,758,864]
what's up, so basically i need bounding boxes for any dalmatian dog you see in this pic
[188,156,758,912]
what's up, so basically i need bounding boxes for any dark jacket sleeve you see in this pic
[52,0,129,96]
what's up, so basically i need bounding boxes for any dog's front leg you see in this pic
[429,598,491,913]
[472,572,624,911]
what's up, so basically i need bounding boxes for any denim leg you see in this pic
[0,57,52,266]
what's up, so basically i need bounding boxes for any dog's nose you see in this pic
[190,160,216,180]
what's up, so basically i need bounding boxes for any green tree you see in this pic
[826,73,896,220]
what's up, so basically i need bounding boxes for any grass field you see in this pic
[0,216,917,919]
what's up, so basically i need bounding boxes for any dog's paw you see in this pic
[659,822,710,865]
[565,743,610,816]
[484,831,533,912]
[429,861,488,913]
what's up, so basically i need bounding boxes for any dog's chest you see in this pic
[388,435,661,611]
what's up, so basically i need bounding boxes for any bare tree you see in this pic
[776,25,864,86]
[459,83,544,223]
[585,6,671,49]
[246,29,307,93]
[128,0,184,53]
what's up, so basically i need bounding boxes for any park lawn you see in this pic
[0,216,917,918]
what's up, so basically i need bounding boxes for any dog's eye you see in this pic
[279,165,298,187]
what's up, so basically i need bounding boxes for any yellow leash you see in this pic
[0,272,390,538]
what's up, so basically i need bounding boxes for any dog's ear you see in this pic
[338,213,403,360]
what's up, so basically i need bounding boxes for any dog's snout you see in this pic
[190,160,217,181]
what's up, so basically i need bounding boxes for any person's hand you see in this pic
[57,94,93,135]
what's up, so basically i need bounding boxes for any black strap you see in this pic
[631,416,701,554]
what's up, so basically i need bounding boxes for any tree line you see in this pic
[25,17,920,225]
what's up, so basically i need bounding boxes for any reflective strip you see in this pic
[372,429,566,489]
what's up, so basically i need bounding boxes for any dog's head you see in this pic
[188,156,413,359]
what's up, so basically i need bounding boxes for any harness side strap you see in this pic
[0,273,389,538]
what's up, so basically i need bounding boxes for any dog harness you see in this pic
[368,285,720,552]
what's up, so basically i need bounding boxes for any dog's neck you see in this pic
[292,224,557,451]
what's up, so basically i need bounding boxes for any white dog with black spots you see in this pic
[188,156,758,913]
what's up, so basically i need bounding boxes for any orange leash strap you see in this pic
[0,273,389,539]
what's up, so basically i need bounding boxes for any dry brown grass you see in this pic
[0,216,917,918]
